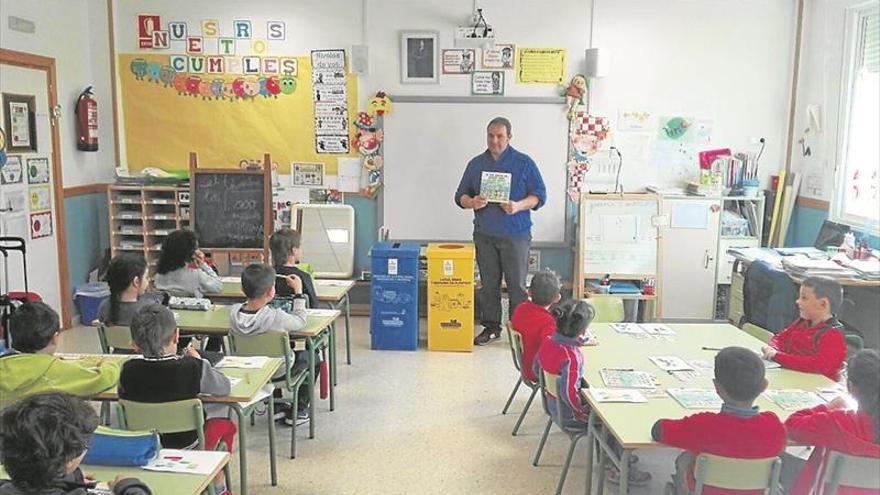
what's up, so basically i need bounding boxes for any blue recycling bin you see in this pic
[370,242,420,350]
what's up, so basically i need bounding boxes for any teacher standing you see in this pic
[455,117,547,346]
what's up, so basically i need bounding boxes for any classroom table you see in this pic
[60,353,282,495]
[579,323,835,495]
[174,305,342,439]
[204,278,356,367]
[1,451,230,495]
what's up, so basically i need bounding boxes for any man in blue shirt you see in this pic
[455,117,547,345]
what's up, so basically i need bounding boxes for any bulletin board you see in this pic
[117,54,358,174]
[578,193,660,279]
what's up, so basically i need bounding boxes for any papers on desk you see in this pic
[219,276,240,283]
[57,353,141,360]
[667,388,723,409]
[727,247,782,267]
[781,257,859,279]
[305,308,339,317]
[315,279,352,287]
[775,247,826,258]
[763,389,826,411]
[835,256,880,280]
[610,323,675,340]
[226,377,243,388]
[216,356,269,369]
[143,449,226,475]
[600,369,659,389]
[589,388,647,403]
[816,384,847,403]
[649,356,694,372]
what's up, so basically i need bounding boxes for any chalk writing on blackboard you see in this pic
[193,173,265,249]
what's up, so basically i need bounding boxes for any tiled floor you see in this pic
[59,317,679,494]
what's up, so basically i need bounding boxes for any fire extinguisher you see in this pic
[75,86,98,151]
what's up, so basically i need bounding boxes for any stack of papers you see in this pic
[216,356,269,369]
[775,247,826,258]
[835,256,880,280]
[667,388,723,409]
[610,323,675,340]
[589,388,647,403]
[726,247,783,267]
[781,257,859,279]
[167,296,212,311]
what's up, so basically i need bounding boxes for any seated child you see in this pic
[0,302,119,407]
[652,346,786,495]
[510,269,562,383]
[535,300,649,485]
[119,304,235,452]
[784,349,880,495]
[98,253,153,326]
[270,227,318,307]
[761,276,847,381]
[153,229,222,298]
[0,392,152,495]
[229,263,313,426]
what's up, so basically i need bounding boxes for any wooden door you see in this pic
[0,49,70,326]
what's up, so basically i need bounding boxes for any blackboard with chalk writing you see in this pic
[192,171,267,249]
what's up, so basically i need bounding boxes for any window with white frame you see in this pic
[832,5,879,232]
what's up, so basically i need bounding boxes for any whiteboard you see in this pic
[581,197,659,276]
[382,99,568,243]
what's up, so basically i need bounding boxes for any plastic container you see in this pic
[426,243,475,352]
[75,282,111,325]
[370,242,420,350]
[742,179,760,197]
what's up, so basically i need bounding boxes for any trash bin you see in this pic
[370,242,420,350]
[75,282,111,325]
[426,243,475,352]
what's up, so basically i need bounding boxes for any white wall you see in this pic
[0,0,117,187]
[589,0,796,190]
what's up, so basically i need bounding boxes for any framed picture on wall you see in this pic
[400,31,439,84]
[2,93,37,153]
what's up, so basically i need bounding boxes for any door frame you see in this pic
[0,48,72,328]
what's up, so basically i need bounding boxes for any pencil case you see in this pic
[82,426,160,466]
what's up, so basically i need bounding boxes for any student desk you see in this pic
[174,305,342,439]
[59,353,282,495]
[204,278,356,367]
[1,451,230,495]
[579,323,835,495]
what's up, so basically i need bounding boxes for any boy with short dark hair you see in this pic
[229,263,312,425]
[652,346,786,495]
[761,276,847,381]
[0,392,151,495]
[510,269,562,380]
[0,302,119,407]
[119,304,235,451]
[270,228,318,306]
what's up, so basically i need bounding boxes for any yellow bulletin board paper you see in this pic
[516,48,566,84]
[118,54,358,175]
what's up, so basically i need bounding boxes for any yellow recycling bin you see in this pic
[427,243,475,352]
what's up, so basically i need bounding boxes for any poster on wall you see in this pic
[28,185,52,211]
[472,71,505,95]
[2,93,37,152]
[482,44,515,69]
[1,155,23,184]
[26,157,50,184]
[516,48,566,84]
[30,211,52,239]
[441,49,475,74]
[311,49,349,154]
[292,162,325,187]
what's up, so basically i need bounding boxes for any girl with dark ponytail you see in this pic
[98,253,149,326]
[784,349,880,494]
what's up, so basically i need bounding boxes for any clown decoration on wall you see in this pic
[354,91,392,198]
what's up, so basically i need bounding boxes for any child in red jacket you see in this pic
[652,347,786,495]
[510,269,562,383]
[784,349,880,495]
[762,276,847,381]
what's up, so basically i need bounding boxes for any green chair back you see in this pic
[693,453,781,495]
[505,322,522,373]
[844,334,864,356]
[297,262,316,278]
[742,323,774,344]
[229,331,294,386]
[586,297,625,323]
[118,398,206,448]
[97,324,135,353]
[509,327,537,386]
[820,451,880,494]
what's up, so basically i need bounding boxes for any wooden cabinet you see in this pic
[108,185,189,274]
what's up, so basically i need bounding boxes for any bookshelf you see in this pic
[108,185,190,275]
[715,195,765,320]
